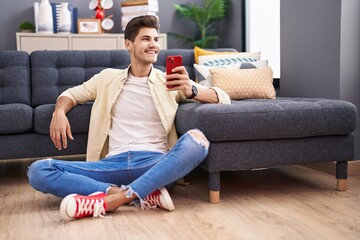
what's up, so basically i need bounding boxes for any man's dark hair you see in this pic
[125,15,159,42]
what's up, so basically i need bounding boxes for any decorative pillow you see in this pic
[210,67,276,100]
[198,53,260,66]
[194,46,261,64]
[195,60,268,86]
[194,46,239,64]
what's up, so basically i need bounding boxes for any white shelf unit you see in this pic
[16,33,167,53]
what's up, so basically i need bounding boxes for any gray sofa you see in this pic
[0,50,357,203]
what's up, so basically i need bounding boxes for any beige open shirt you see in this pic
[59,66,231,161]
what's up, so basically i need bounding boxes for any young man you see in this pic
[28,15,230,220]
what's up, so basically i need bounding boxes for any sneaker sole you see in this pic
[60,193,77,220]
[159,188,175,211]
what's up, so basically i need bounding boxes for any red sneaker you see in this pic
[144,187,175,211]
[60,192,107,220]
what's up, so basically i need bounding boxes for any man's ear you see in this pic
[125,39,132,51]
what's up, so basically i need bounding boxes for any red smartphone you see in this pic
[166,55,182,88]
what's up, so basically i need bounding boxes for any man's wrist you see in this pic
[186,85,198,99]
[53,109,66,117]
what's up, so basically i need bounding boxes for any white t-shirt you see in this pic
[107,73,168,157]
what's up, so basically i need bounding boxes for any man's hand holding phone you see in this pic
[164,55,193,97]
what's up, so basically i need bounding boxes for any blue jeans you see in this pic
[28,130,209,201]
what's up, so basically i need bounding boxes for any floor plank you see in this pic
[0,159,359,240]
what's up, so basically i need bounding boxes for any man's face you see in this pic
[127,27,160,65]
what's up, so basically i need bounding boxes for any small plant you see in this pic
[170,0,230,48]
[19,21,35,32]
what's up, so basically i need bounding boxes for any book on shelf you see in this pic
[120,0,159,31]
[121,4,159,13]
[121,11,158,17]
[121,13,158,22]
[121,0,158,7]
[121,13,159,31]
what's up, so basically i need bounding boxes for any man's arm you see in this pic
[50,96,75,150]
[50,69,103,149]
[191,86,218,103]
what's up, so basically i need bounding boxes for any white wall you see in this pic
[246,0,280,78]
[340,0,360,159]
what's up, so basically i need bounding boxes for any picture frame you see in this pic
[77,18,101,34]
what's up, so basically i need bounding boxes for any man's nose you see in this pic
[149,39,157,47]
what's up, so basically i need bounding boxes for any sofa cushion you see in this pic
[0,133,88,160]
[0,51,31,105]
[0,103,33,134]
[31,50,131,107]
[175,97,357,141]
[34,103,92,134]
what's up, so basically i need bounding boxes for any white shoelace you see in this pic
[142,195,160,210]
[77,198,106,218]
[93,202,107,218]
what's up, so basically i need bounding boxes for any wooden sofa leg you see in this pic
[337,179,347,191]
[210,191,220,204]
[209,172,220,203]
[336,161,348,191]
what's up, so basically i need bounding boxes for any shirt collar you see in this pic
[125,64,158,84]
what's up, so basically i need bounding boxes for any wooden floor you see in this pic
[1,159,360,240]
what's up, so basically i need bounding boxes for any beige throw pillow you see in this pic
[210,67,276,100]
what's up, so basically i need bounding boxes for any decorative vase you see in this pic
[58,2,72,34]
[38,0,54,34]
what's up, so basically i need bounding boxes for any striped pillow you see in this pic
[198,52,261,66]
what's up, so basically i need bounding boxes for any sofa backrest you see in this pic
[0,51,31,105]
[30,48,237,107]
[155,49,197,80]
